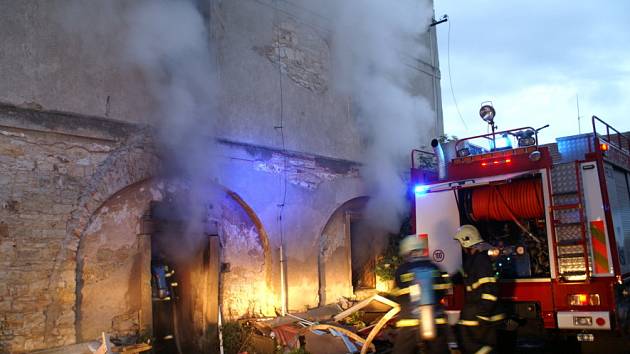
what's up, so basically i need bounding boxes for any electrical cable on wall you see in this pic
[446,17,468,130]
[273,0,289,316]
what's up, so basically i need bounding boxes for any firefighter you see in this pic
[453,224,506,354]
[392,235,451,354]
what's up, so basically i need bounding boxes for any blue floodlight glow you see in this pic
[414,185,429,195]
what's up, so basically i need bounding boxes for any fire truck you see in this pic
[410,106,630,350]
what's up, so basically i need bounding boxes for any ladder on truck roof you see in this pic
[550,162,590,281]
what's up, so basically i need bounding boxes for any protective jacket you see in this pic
[394,258,451,326]
[456,249,506,354]
[393,257,451,354]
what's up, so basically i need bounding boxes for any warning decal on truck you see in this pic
[590,220,610,273]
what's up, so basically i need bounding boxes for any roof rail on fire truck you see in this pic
[592,115,630,156]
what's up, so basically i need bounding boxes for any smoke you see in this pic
[124,0,220,259]
[57,0,220,258]
[322,0,436,233]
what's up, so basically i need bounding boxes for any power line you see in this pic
[446,17,468,130]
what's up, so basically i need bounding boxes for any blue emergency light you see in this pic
[491,133,513,150]
[414,185,429,195]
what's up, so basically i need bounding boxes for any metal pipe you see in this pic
[431,139,447,179]
[280,243,287,316]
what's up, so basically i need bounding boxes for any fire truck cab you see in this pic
[411,113,630,350]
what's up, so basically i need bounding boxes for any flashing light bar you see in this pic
[481,158,512,167]
[492,134,513,150]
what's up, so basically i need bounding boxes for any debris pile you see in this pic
[229,295,401,354]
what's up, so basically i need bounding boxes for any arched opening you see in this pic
[318,196,370,305]
[76,179,273,353]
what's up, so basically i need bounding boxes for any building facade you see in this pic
[0,0,442,352]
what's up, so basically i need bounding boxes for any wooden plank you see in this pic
[136,233,152,336]
[332,294,398,322]
[111,343,152,353]
[204,235,221,352]
[360,305,400,354]
[299,324,375,353]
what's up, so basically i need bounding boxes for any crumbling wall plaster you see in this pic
[254,20,330,93]
[318,197,368,305]
[0,108,368,353]
[220,193,276,319]
[77,180,157,342]
[253,151,360,191]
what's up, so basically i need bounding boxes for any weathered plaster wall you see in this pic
[0,1,152,124]
[0,103,367,352]
[0,0,442,351]
[220,193,275,319]
[77,176,278,334]
[0,0,441,162]
[215,141,365,312]
[77,180,157,342]
[318,197,368,306]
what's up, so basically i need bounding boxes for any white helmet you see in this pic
[399,235,428,256]
[454,225,483,248]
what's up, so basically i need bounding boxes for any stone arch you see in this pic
[44,129,158,343]
[75,178,155,341]
[72,175,274,340]
[219,191,275,319]
[225,191,272,290]
[318,196,368,306]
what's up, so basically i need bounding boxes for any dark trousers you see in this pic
[393,325,450,354]
[456,323,497,354]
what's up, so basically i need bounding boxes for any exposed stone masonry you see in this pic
[255,20,330,93]
[0,105,158,352]
[0,105,361,353]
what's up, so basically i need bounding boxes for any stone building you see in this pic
[0,0,443,352]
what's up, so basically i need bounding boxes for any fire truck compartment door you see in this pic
[416,189,462,274]
[582,162,615,276]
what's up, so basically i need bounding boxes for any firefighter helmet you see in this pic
[399,235,428,256]
[454,224,483,248]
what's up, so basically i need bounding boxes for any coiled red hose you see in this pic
[471,179,544,221]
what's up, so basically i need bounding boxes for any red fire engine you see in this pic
[410,106,630,349]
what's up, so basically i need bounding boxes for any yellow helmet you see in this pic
[399,235,428,256]
[454,224,483,248]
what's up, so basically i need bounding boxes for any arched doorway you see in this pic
[76,179,273,353]
[319,197,371,305]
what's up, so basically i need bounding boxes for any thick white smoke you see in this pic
[323,0,436,233]
[58,0,220,258]
[124,0,220,259]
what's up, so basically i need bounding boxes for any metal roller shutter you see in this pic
[613,168,630,275]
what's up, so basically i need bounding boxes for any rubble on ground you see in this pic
[228,294,400,354]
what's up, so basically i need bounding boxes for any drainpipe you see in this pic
[431,139,447,179]
[280,243,287,315]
